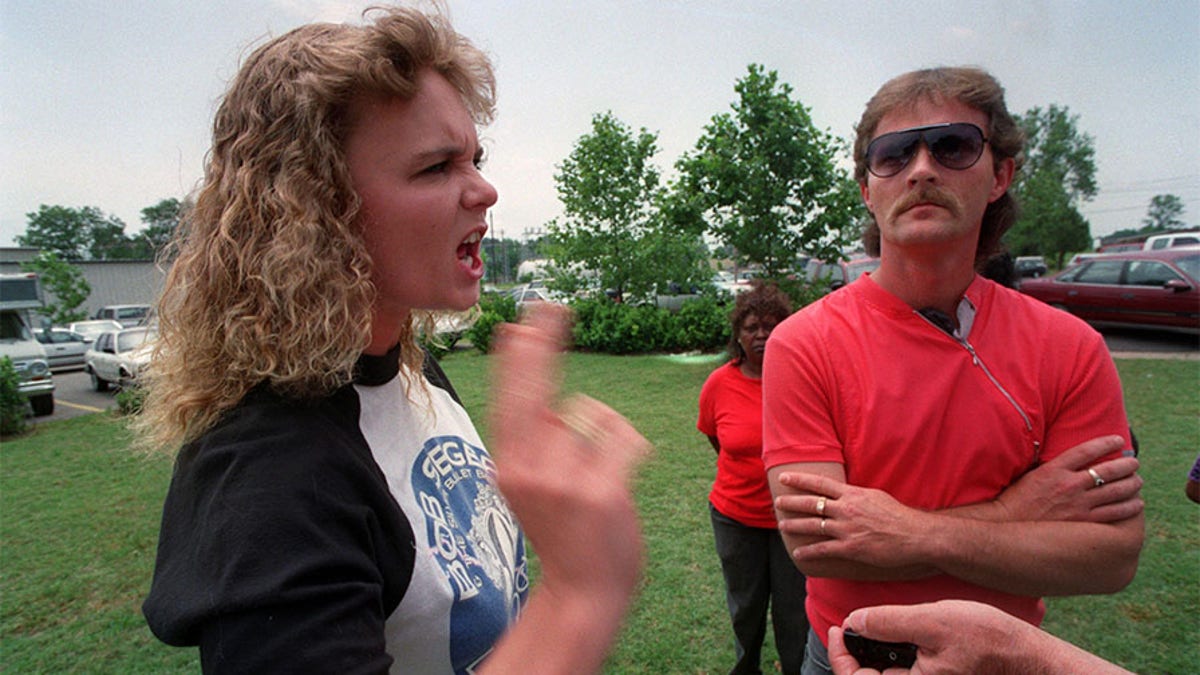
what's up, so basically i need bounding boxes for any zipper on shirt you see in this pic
[916,311,1042,462]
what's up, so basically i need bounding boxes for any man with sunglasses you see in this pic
[762,67,1144,674]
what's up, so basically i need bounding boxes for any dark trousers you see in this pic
[710,503,809,675]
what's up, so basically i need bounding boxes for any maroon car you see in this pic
[1019,247,1200,333]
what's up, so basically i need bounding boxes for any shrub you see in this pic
[571,296,670,354]
[0,357,28,437]
[418,330,459,359]
[467,293,518,354]
[115,386,147,416]
[670,295,731,352]
[467,312,506,354]
[471,291,729,356]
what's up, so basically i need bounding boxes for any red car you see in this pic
[1019,247,1200,333]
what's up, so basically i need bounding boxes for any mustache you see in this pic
[890,186,961,219]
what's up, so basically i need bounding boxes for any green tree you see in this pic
[135,197,185,258]
[16,204,131,261]
[675,64,858,278]
[1017,105,1097,202]
[1008,105,1097,263]
[19,251,91,325]
[1015,172,1090,267]
[547,111,708,302]
[1142,194,1186,232]
[17,205,91,260]
[88,218,137,260]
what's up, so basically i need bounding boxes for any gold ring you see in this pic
[820,518,827,535]
[560,411,604,447]
[816,496,827,516]
[1087,468,1105,488]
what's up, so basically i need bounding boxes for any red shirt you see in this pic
[698,362,778,528]
[763,274,1132,644]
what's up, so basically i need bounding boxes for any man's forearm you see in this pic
[913,511,1143,596]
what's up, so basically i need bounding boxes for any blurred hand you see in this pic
[488,304,652,602]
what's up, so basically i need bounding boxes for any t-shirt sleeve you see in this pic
[761,317,847,469]
[1038,326,1133,463]
[697,366,721,437]
[143,401,413,674]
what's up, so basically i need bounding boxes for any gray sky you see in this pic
[2,0,1198,249]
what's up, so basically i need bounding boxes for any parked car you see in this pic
[1019,247,1200,333]
[711,270,740,296]
[93,304,152,328]
[66,319,124,342]
[85,326,158,391]
[806,256,881,290]
[509,284,564,311]
[1014,255,1048,278]
[653,281,703,312]
[34,328,89,371]
[1097,242,1143,253]
[1143,232,1200,251]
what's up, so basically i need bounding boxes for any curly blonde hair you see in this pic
[135,6,495,452]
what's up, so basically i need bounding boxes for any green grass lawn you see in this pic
[2,353,1196,673]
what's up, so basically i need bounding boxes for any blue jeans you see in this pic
[800,628,831,675]
[710,503,809,674]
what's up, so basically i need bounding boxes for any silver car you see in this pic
[34,328,90,371]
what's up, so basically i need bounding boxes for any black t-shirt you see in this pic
[143,349,528,674]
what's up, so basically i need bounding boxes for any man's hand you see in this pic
[775,472,934,570]
[992,435,1142,523]
[828,600,1134,675]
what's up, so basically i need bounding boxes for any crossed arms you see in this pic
[768,435,1145,596]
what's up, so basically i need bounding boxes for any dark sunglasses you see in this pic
[865,122,989,178]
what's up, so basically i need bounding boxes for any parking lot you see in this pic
[39,369,116,421]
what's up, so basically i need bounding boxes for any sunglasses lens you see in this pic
[928,124,985,169]
[866,131,920,178]
[865,123,987,177]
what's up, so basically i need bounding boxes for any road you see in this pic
[32,326,1200,425]
[1099,325,1199,357]
[38,368,117,421]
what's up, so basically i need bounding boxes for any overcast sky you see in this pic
[2,0,1198,250]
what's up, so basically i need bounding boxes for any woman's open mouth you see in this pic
[458,231,484,273]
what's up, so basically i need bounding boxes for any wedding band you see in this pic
[819,518,827,535]
[1087,468,1105,488]
[816,496,827,516]
[560,411,604,447]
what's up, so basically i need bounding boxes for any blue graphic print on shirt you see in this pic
[414,435,529,673]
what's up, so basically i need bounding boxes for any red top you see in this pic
[698,361,778,529]
[763,274,1131,645]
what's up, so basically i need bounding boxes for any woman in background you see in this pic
[698,282,806,674]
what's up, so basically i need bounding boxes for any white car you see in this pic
[509,284,563,310]
[93,304,152,328]
[67,319,124,342]
[85,327,157,391]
